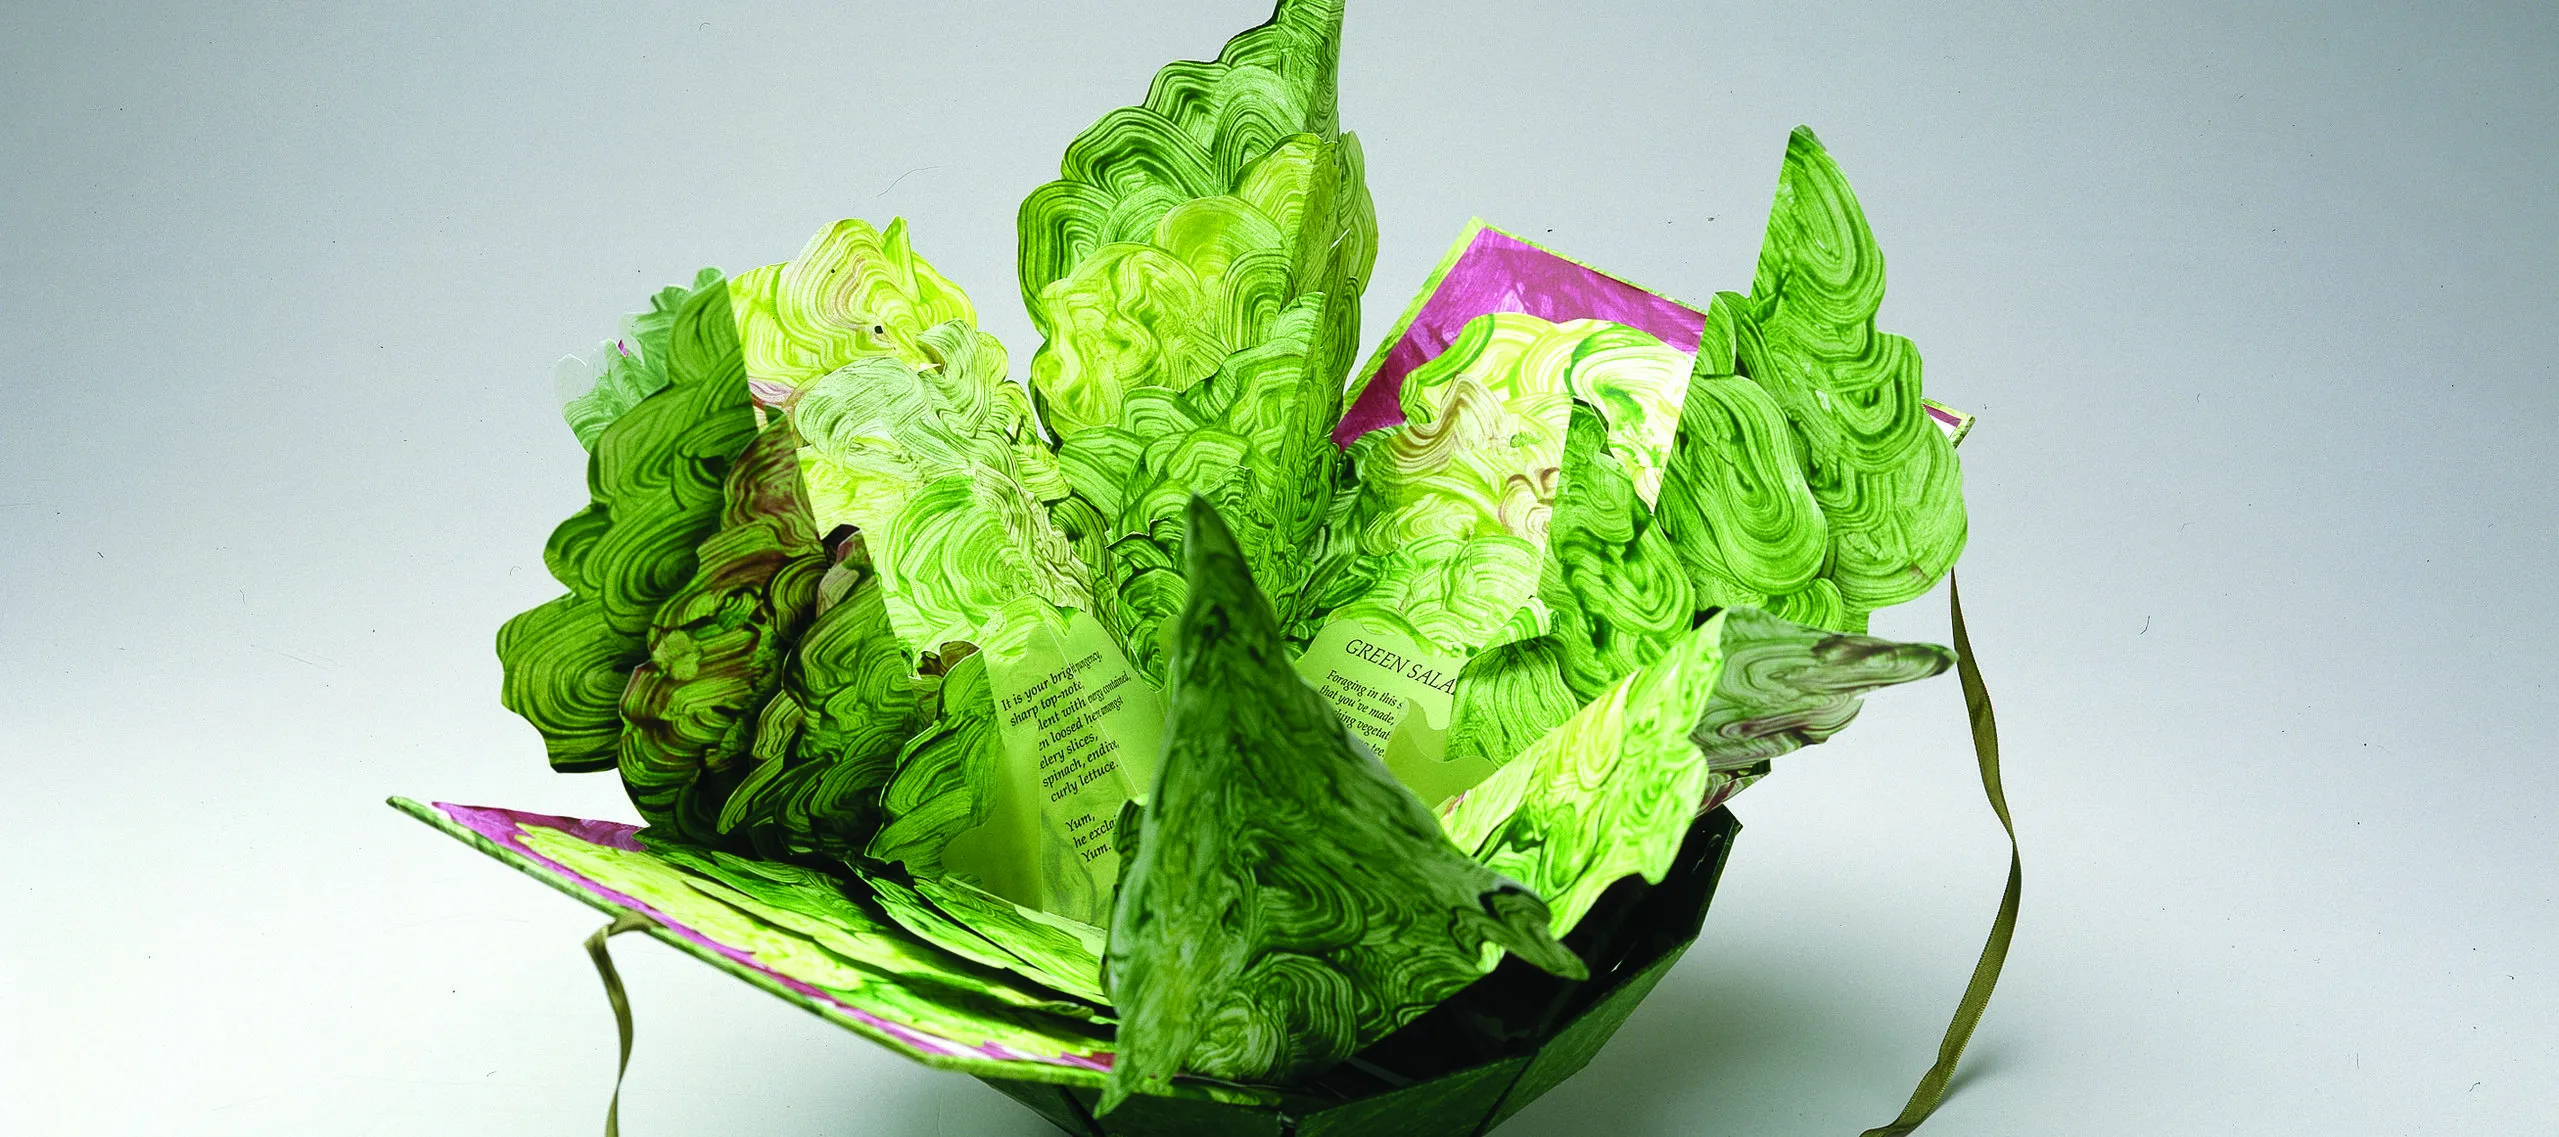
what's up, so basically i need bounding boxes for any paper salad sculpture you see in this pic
[395,2,2010,1133]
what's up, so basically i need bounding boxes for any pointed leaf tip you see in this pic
[1106,492,1581,1103]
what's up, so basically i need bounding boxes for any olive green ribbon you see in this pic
[1862,573,2020,1136]
[584,910,658,1137]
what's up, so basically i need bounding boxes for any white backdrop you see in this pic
[4,2,2554,1133]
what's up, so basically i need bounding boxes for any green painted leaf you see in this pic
[1101,498,1583,1111]
[714,552,938,861]
[497,274,759,772]
[743,218,1092,660]
[1434,638,1582,806]
[1406,398,1704,806]
[1653,292,1828,606]
[1017,0,1352,347]
[730,217,979,395]
[638,834,1101,1019]
[1647,128,1967,634]
[868,648,1002,875]
[1535,400,1698,706]
[617,418,829,844]
[1688,605,1951,769]
[912,875,1111,1007]
[1440,607,1951,939]
[1018,0,1374,675]
[1436,611,1733,937]
[1054,295,1352,681]
[557,267,723,449]
[794,344,1092,655]
[1735,126,1966,615]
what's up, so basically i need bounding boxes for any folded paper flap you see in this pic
[1100,500,1586,1111]
[386,797,1126,1086]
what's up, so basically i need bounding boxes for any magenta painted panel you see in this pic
[1332,228,1707,446]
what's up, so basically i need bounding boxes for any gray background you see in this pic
[4,1,2553,1133]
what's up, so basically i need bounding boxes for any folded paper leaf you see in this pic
[1102,499,1585,1112]
[1441,606,1952,938]
[738,216,1094,667]
[909,876,1111,1007]
[869,648,1003,875]
[713,556,936,862]
[730,217,978,395]
[1536,399,1701,706]
[1691,605,1955,769]
[614,417,828,845]
[1020,0,1374,677]
[1726,127,1964,621]
[860,872,1110,1007]
[499,274,759,772]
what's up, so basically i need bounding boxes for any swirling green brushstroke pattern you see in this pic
[498,273,758,772]
[1654,293,1828,609]
[867,649,1002,876]
[1324,313,1572,656]
[1019,0,1374,671]
[852,645,1118,1007]
[910,876,1110,1007]
[862,873,1109,1008]
[1102,499,1583,1111]
[793,334,1089,655]
[1537,401,1698,705]
[1744,130,1966,612]
[1436,610,1731,936]
[515,824,1112,1060]
[742,217,1090,659]
[1049,292,1352,679]
[1326,314,1693,654]
[729,218,978,394]
[1655,127,1966,633]
[558,267,724,449]
[617,419,829,845]
[1440,606,1952,938]
[1436,637,1583,804]
[1688,605,1953,770]
[640,835,1100,1019]
[1414,398,1702,804]
[1017,0,1361,426]
[714,549,938,862]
